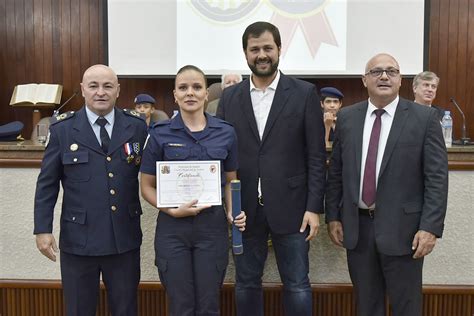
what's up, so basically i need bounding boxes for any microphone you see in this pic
[230,180,243,255]
[52,91,79,118]
[449,98,472,145]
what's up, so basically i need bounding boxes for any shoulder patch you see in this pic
[51,111,75,125]
[123,108,144,120]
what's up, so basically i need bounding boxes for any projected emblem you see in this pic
[268,0,338,58]
[190,0,260,23]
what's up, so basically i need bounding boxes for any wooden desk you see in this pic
[0,140,45,167]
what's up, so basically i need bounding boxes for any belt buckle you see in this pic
[258,196,264,206]
[368,208,375,219]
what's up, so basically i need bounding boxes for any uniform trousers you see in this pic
[347,214,423,316]
[154,205,229,316]
[60,248,140,316]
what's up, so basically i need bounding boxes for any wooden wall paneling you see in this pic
[33,0,44,84]
[60,0,72,106]
[69,0,82,111]
[4,0,17,125]
[79,0,90,75]
[14,0,26,85]
[436,0,451,108]
[467,0,474,142]
[455,0,468,126]
[428,0,440,70]
[0,0,9,125]
[42,0,53,83]
[51,0,62,86]
[447,0,461,135]
[89,0,100,66]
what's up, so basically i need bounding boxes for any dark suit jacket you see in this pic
[325,98,448,256]
[34,107,148,256]
[217,73,326,234]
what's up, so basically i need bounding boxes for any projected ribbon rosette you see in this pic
[190,0,260,23]
[268,0,338,58]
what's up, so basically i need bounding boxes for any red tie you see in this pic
[362,109,385,207]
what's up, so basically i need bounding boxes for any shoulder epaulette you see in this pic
[123,108,145,120]
[51,111,75,124]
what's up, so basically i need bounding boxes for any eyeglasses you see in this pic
[365,68,400,78]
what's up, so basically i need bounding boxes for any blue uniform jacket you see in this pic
[34,106,148,256]
[140,112,238,188]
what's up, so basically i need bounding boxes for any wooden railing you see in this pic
[1,280,473,316]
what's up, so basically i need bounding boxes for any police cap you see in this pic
[134,94,155,105]
[0,121,24,141]
[320,87,344,99]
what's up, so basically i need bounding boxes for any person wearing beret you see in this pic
[320,87,344,147]
[34,64,148,316]
[134,93,156,126]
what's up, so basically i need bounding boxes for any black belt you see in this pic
[359,208,375,218]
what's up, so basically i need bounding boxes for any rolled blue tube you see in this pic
[230,180,243,255]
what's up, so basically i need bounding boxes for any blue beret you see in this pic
[0,121,24,141]
[320,87,344,99]
[134,93,155,105]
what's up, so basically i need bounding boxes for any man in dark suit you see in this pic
[326,53,448,316]
[217,21,326,316]
[34,64,148,316]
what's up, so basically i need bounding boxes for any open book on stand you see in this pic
[10,83,62,107]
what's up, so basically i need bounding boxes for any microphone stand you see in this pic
[52,91,78,118]
[449,98,473,145]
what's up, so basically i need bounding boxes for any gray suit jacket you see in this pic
[325,98,448,256]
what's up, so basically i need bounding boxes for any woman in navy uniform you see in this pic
[140,65,246,316]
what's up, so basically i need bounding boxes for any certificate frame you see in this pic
[156,160,222,208]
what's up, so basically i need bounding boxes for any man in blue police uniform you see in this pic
[34,64,148,316]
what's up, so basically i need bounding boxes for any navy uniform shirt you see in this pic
[140,113,238,187]
[34,106,148,256]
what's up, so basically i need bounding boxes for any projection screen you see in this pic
[107,0,426,76]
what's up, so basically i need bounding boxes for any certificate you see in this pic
[156,160,222,207]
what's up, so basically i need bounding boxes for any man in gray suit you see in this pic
[325,53,448,316]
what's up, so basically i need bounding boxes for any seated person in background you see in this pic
[134,93,156,126]
[206,72,242,115]
[413,71,445,121]
[320,87,343,146]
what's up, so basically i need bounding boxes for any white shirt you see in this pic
[249,70,280,197]
[249,70,280,139]
[85,106,115,146]
[358,96,398,208]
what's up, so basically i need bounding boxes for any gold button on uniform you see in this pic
[107,156,112,162]
[110,189,116,195]
[108,173,114,178]
[111,206,117,211]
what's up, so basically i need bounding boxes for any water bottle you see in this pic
[441,111,453,148]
